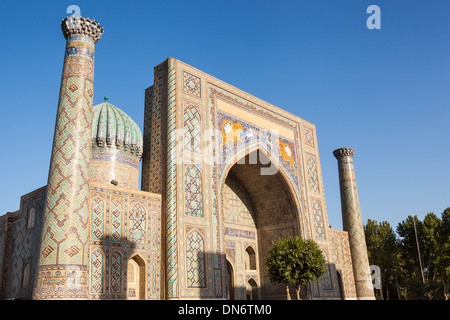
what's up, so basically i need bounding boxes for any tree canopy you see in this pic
[365,207,450,300]
[265,236,326,300]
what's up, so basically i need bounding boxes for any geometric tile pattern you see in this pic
[128,204,146,245]
[312,200,325,240]
[183,71,201,98]
[88,183,162,300]
[184,104,202,154]
[217,111,300,190]
[34,29,100,299]
[166,59,178,298]
[90,248,104,294]
[110,250,123,294]
[319,249,332,290]
[184,165,203,218]
[304,127,314,147]
[334,148,374,299]
[329,229,357,299]
[306,153,320,193]
[0,188,46,299]
[110,200,123,242]
[91,197,105,241]
[186,230,206,288]
[221,177,255,227]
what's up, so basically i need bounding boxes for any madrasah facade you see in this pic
[0,16,374,300]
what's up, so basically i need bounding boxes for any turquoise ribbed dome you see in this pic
[92,101,143,159]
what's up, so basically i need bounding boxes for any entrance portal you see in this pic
[127,255,146,300]
[221,150,299,299]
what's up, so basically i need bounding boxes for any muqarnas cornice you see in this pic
[61,16,103,43]
[333,147,355,159]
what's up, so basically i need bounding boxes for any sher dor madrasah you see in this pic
[0,16,375,300]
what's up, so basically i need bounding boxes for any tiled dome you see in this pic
[92,99,143,159]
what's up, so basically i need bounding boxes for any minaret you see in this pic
[33,16,103,299]
[333,147,375,300]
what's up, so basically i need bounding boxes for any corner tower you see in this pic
[333,147,375,300]
[33,16,103,299]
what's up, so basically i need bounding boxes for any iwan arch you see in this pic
[0,16,375,300]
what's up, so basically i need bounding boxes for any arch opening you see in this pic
[127,254,146,300]
[226,259,235,300]
[221,149,300,299]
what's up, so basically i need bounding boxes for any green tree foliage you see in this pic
[364,220,402,299]
[365,207,450,300]
[265,236,326,300]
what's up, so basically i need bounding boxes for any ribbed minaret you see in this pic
[333,147,375,300]
[33,16,103,300]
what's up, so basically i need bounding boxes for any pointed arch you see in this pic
[127,254,146,300]
[219,146,303,237]
[245,246,256,270]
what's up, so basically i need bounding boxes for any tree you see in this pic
[397,212,450,299]
[397,215,427,299]
[265,236,326,300]
[436,208,450,299]
[364,219,399,299]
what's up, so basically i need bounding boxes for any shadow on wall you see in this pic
[89,234,151,300]
[17,240,346,300]
[17,234,150,300]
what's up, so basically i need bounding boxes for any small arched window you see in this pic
[245,246,256,270]
[22,262,31,289]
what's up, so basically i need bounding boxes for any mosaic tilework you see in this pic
[217,111,300,190]
[184,104,202,154]
[110,250,123,294]
[183,71,201,97]
[88,183,162,300]
[222,178,255,227]
[320,249,333,290]
[312,200,326,240]
[142,66,165,194]
[90,153,140,190]
[304,127,315,148]
[166,58,178,298]
[184,165,203,217]
[34,20,102,299]
[90,247,104,294]
[306,153,320,193]
[333,148,374,299]
[329,229,357,299]
[91,197,105,241]
[110,200,123,242]
[186,229,206,288]
[128,204,146,245]
[141,86,152,191]
[0,187,46,299]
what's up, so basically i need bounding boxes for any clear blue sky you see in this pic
[0,0,449,232]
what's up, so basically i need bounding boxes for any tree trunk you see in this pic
[286,284,291,300]
[395,276,401,300]
[443,277,449,300]
[295,284,301,300]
